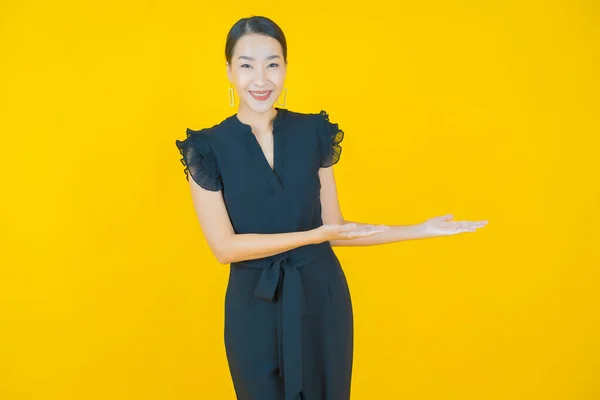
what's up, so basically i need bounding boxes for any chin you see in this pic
[247,101,276,112]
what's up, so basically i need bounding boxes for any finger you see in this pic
[353,228,387,237]
[345,231,366,239]
[443,222,459,229]
[359,227,378,233]
[457,220,488,227]
[342,223,357,231]
[460,222,470,230]
[372,226,389,232]
[469,223,485,229]
[359,227,386,234]
[467,222,486,228]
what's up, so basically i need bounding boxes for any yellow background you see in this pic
[1,1,599,399]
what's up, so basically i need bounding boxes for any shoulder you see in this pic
[175,117,230,168]
[182,115,239,154]
[281,108,322,123]
[184,116,229,140]
[311,110,344,167]
[282,108,340,127]
[175,120,225,191]
[280,108,337,137]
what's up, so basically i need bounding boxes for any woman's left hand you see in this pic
[420,214,488,238]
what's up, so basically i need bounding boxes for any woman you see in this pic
[175,15,487,400]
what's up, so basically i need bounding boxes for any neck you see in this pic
[236,105,278,133]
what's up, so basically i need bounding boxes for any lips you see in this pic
[249,90,272,101]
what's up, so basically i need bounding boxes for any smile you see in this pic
[250,91,272,101]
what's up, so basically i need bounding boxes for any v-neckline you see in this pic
[232,107,286,190]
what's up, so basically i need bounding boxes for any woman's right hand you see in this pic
[315,222,390,242]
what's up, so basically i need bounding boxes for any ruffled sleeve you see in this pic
[315,110,344,168]
[175,129,223,191]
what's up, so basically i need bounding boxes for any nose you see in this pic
[254,68,267,86]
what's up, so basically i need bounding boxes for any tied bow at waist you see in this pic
[230,241,333,400]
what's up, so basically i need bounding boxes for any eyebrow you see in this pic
[237,55,281,61]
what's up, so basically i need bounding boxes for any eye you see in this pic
[240,63,278,69]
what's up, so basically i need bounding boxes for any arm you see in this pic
[187,177,320,265]
[333,220,427,246]
[338,217,487,246]
[318,166,488,246]
[318,166,426,247]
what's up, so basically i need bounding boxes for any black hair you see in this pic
[225,16,288,65]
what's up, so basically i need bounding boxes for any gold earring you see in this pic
[277,87,287,106]
[228,84,235,107]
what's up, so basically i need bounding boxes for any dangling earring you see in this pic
[228,83,235,107]
[277,87,287,106]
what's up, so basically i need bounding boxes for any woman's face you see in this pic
[227,33,287,113]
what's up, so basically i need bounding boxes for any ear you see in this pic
[226,62,232,82]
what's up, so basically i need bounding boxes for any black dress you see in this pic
[175,108,352,400]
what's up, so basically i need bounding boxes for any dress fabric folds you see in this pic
[175,108,353,400]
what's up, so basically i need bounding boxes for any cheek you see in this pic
[234,73,253,88]
[268,68,285,81]
[273,73,285,85]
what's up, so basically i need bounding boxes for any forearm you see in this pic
[218,229,322,264]
[330,219,428,247]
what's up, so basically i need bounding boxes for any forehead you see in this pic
[233,33,282,59]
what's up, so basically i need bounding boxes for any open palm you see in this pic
[422,214,488,237]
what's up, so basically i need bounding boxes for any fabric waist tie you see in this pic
[230,240,334,400]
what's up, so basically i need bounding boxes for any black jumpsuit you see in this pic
[175,108,352,400]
